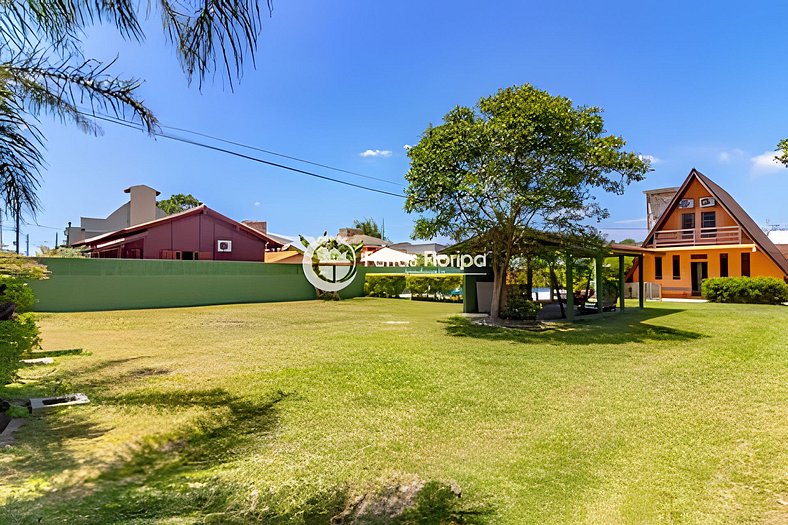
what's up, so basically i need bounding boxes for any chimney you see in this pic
[242,220,267,234]
[124,185,161,226]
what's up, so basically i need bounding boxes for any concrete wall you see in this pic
[29,258,424,312]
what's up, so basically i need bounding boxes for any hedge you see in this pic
[363,274,463,302]
[701,276,788,305]
[364,275,407,298]
[0,313,41,385]
[0,275,36,312]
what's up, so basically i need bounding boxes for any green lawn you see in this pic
[1,299,787,524]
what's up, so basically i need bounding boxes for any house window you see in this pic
[741,252,750,277]
[681,213,695,239]
[720,253,728,277]
[672,254,681,279]
[655,257,663,280]
[701,212,716,238]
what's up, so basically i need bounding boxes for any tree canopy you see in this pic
[158,194,203,215]
[404,84,650,318]
[778,139,788,166]
[352,218,386,240]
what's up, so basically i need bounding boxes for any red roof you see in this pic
[73,205,284,249]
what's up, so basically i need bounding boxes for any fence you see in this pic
[29,258,453,312]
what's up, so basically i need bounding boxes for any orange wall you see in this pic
[655,179,751,243]
[634,247,785,298]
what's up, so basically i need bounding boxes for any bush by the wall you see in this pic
[406,275,463,302]
[501,286,542,320]
[0,313,41,385]
[702,276,788,305]
[0,276,36,312]
[364,275,407,298]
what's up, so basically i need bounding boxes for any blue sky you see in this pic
[21,0,788,250]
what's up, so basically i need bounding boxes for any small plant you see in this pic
[702,276,788,305]
[500,286,542,320]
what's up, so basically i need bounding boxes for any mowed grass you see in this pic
[1,299,787,524]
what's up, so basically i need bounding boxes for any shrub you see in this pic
[406,275,463,302]
[364,275,407,298]
[501,286,542,320]
[0,276,36,312]
[0,313,41,385]
[702,276,788,305]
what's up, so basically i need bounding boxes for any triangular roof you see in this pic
[73,205,284,249]
[642,168,788,275]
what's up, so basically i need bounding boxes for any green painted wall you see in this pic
[29,258,458,312]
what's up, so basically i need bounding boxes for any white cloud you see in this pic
[403,144,413,150]
[613,217,647,224]
[719,148,744,163]
[750,150,784,174]
[639,154,661,165]
[253,201,261,207]
[359,149,392,158]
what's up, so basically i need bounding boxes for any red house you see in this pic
[72,205,284,261]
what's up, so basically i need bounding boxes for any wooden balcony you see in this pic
[651,226,742,247]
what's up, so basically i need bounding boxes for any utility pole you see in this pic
[15,206,20,254]
[66,222,71,246]
[55,232,58,247]
[0,213,3,251]
[26,234,29,256]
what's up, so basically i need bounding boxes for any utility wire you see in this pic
[77,110,405,198]
[160,123,404,188]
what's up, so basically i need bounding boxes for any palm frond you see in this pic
[160,0,272,87]
[2,53,157,133]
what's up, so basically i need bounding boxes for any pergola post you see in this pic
[638,254,645,309]
[595,254,604,315]
[618,255,625,311]
[566,254,574,322]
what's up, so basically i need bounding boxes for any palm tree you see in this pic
[0,0,272,244]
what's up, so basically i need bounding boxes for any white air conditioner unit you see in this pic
[678,198,694,209]
[699,197,716,207]
[217,240,233,252]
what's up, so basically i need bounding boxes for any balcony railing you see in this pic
[651,225,742,247]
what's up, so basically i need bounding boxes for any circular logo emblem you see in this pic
[302,236,359,292]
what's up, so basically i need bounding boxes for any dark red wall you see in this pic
[140,212,266,261]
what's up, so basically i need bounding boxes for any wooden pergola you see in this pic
[446,231,651,320]
[563,243,649,321]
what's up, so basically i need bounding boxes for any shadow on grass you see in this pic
[2,385,493,524]
[1,387,294,524]
[443,308,704,346]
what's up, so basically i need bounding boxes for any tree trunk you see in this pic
[526,257,533,300]
[490,264,507,320]
[550,265,565,319]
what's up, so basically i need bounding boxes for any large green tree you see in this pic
[778,139,788,166]
[404,84,650,319]
[0,0,271,229]
[158,193,203,215]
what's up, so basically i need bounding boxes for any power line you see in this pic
[77,110,405,198]
[160,123,404,188]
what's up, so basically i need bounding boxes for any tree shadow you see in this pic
[3,383,497,524]
[443,308,704,346]
[1,387,299,524]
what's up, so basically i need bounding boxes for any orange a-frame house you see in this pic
[629,169,788,298]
